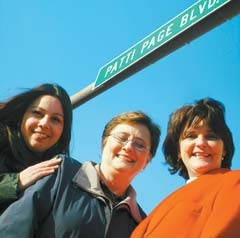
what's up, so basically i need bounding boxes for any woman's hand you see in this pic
[18,157,62,190]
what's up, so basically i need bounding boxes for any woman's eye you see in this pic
[117,135,128,142]
[32,110,41,116]
[206,134,218,140]
[52,117,61,123]
[134,141,146,149]
[184,133,196,139]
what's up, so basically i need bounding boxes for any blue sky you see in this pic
[1,0,239,213]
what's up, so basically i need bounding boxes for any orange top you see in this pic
[131,168,240,238]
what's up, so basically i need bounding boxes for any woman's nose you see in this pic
[122,140,135,150]
[38,116,50,128]
[196,135,207,146]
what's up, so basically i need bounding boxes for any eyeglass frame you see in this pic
[108,132,150,152]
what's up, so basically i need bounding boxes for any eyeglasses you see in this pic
[109,132,150,152]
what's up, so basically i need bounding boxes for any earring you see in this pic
[221,157,224,161]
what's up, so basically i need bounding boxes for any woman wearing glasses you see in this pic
[0,111,160,238]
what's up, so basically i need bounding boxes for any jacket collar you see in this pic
[73,161,144,223]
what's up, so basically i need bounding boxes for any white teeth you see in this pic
[34,132,49,139]
[194,153,209,157]
[118,155,135,163]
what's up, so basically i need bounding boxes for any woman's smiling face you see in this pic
[178,120,226,179]
[101,123,151,177]
[21,95,64,153]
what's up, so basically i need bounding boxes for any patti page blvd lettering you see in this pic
[94,0,230,88]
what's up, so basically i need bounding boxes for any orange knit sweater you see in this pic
[131,168,240,238]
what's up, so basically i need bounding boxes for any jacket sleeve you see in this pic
[0,166,60,238]
[0,173,19,202]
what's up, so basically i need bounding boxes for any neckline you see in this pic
[100,180,127,206]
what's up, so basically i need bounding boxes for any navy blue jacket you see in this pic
[0,155,146,238]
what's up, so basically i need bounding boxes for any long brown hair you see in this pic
[0,83,72,172]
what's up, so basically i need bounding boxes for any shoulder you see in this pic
[196,169,240,187]
[57,154,82,169]
[54,155,82,181]
[222,169,240,181]
[211,169,240,191]
[28,155,82,191]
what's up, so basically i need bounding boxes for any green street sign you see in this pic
[93,0,231,89]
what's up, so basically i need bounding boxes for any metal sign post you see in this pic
[71,0,240,109]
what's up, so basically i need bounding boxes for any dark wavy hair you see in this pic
[163,98,234,180]
[0,83,72,172]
